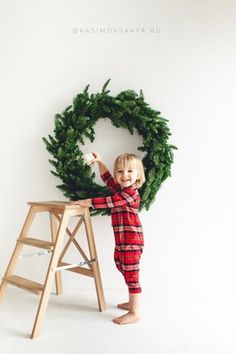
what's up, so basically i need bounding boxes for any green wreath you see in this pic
[43,79,177,215]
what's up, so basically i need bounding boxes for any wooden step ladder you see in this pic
[0,201,106,339]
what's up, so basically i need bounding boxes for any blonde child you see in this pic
[72,152,145,325]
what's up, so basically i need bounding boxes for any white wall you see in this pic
[0,0,236,293]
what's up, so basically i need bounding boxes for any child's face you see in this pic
[115,164,138,189]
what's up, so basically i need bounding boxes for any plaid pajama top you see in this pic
[91,170,144,247]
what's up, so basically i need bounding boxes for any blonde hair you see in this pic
[114,153,145,189]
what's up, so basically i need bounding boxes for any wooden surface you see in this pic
[28,201,84,210]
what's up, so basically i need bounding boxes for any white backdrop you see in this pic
[0,0,236,293]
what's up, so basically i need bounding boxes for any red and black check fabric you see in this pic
[92,171,144,293]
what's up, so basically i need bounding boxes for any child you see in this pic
[72,152,145,325]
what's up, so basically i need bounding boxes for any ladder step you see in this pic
[58,262,94,277]
[3,275,44,295]
[18,237,55,250]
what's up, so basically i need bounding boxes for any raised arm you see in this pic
[92,152,120,192]
[101,171,120,193]
[92,152,108,175]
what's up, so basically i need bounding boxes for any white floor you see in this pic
[0,288,236,354]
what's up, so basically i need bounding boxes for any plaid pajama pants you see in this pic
[112,211,144,294]
[114,242,143,294]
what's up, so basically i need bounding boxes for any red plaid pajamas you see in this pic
[92,171,144,294]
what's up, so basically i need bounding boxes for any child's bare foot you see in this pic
[117,302,130,310]
[113,311,140,325]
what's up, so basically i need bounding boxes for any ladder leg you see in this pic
[84,208,106,312]
[0,206,36,301]
[31,211,70,339]
[50,212,62,295]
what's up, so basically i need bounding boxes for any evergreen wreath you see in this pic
[43,79,177,215]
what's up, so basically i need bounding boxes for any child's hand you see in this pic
[92,152,103,164]
[71,199,92,207]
